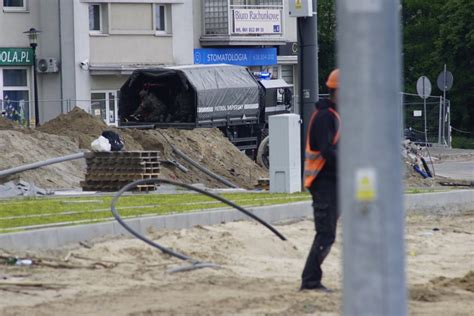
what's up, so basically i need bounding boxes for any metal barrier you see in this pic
[401,92,451,147]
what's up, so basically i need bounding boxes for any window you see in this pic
[280,65,294,84]
[89,4,101,32]
[1,68,30,126]
[3,0,26,11]
[155,5,165,32]
[91,91,118,126]
[154,4,169,33]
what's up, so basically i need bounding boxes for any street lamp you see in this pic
[23,27,41,127]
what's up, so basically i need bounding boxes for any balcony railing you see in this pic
[202,0,286,46]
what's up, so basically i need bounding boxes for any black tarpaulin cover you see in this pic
[119,64,261,123]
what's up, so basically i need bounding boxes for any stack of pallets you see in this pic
[81,151,161,192]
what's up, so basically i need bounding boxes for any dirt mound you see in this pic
[0,130,85,189]
[0,117,21,130]
[38,107,107,150]
[7,107,266,189]
[37,107,143,151]
[125,128,268,189]
[410,271,474,302]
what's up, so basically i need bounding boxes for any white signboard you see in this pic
[233,9,282,35]
[413,110,422,117]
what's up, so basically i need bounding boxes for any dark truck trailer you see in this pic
[118,64,292,161]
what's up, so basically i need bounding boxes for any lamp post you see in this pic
[23,27,41,127]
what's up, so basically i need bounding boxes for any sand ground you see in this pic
[1,210,473,315]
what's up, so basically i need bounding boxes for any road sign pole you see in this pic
[424,97,428,144]
[337,0,407,315]
[416,76,432,145]
[437,64,454,147]
[438,97,443,145]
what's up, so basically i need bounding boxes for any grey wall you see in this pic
[172,1,193,64]
[38,0,62,122]
[59,0,76,114]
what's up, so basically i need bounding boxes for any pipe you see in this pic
[171,145,239,189]
[0,152,86,178]
[110,178,287,263]
[155,129,239,189]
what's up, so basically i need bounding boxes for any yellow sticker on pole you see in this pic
[355,168,377,201]
[296,0,302,9]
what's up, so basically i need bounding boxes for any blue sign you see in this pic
[194,48,277,66]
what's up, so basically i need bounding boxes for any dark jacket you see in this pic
[308,98,339,191]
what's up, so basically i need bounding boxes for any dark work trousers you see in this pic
[301,185,339,288]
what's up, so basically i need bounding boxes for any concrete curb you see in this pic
[1,190,473,251]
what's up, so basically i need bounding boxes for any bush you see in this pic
[451,136,474,149]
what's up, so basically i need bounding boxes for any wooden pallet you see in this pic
[81,182,157,192]
[81,151,161,192]
[85,173,160,182]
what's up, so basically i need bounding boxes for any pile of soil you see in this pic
[410,271,474,302]
[0,130,85,189]
[37,107,142,151]
[2,107,267,189]
[0,116,21,130]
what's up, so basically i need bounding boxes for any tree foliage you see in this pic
[317,0,336,93]
[402,0,474,131]
[316,0,473,131]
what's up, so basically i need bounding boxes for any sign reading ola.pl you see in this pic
[0,48,33,66]
[232,9,282,35]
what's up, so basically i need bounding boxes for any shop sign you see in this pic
[194,48,277,66]
[232,9,282,34]
[0,48,33,66]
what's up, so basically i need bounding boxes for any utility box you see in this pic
[269,114,301,193]
[288,0,313,17]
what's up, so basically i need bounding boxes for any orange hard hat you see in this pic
[326,69,339,89]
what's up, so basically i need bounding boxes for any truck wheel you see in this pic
[256,136,270,169]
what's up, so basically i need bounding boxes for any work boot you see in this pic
[299,283,333,293]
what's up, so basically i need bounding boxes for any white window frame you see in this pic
[3,0,27,12]
[153,4,171,35]
[89,3,103,34]
[90,90,118,127]
[0,67,31,123]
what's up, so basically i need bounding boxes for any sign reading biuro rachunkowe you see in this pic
[193,48,277,67]
[0,48,33,66]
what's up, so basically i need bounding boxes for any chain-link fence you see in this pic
[0,98,118,127]
[401,92,451,147]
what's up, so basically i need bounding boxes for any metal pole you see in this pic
[442,64,447,145]
[31,43,40,127]
[447,100,451,148]
[337,0,407,315]
[423,97,428,144]
[299,0,318,177]
[438,97,442,144]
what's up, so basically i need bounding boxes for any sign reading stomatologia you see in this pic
[233,9,282,34]
[193,48,277,66]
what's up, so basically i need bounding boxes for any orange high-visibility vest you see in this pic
[304,107,341,188]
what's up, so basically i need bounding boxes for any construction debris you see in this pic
[0,180,51,198]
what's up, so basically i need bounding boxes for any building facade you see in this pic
[0,0,298,126]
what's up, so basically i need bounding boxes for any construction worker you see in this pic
[300,69,341,292]
[132,89,168,122]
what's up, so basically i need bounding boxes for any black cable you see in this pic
[451,126,472,134]
[111,178,287,262]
